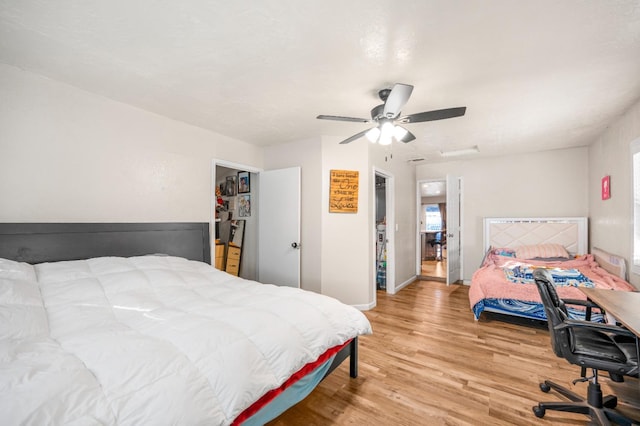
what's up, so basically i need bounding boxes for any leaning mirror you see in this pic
[229,220,245,248]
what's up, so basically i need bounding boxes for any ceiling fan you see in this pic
[317,83,466,145]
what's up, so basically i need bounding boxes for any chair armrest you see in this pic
[555,320,637,338]
[562,299,602,322]
[563,299,601,309]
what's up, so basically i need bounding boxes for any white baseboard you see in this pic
[393,275,417,293]
[352,300,376,311]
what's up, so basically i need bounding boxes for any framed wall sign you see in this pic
[329,169,359,213]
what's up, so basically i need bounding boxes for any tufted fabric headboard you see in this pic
[484,217,588,256]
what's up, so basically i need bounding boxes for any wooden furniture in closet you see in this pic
[225,245,241,276]
[214,243,225,270]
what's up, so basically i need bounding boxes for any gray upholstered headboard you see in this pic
[0,222,211,264]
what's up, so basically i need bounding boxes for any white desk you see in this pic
[580,288,640,378]
[579,288,640,337]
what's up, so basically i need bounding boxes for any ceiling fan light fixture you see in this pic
[392,125,408,141]
[318,82,467,146]
[365,123,409,145]
[378,133,393,145]
[365,127,380,143]
[378,121,394,145]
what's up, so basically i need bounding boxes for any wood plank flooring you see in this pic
[421,258,447,280]
[268,280,640,425]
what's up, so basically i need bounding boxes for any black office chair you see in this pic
[428,232,445,261]
[532,268,639,425]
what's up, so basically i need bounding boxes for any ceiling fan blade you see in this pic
[339,128,372,144]
[400,106,466,123]
[317,114,371,123]
[399,129,416,143]
[383,83,414,118]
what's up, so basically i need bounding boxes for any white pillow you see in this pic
[0,257,37,281]
[515,244,569,260]
[0,258,47,339]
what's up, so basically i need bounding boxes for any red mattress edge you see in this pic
[231,338,352,425]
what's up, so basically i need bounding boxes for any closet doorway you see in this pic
[213,162,259,280]
[212,160,302,288]
[374,169,395,295]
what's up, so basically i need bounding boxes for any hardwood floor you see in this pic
[421,258,447,280]
[268,280,640,425]
[421,247,447,280]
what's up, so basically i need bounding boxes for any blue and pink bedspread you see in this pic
[470,251,635,321]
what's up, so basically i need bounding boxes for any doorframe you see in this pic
[446,175,464,285]
[415,177,457,279]
[373,167,395,298]
[459,177,465,283]
[211,159,263,272]
[211,159,262,241]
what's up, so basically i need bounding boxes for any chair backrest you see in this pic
[534,268,639,377]
[533,268,571,358]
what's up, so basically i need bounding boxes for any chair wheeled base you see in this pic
[532,379,635,426]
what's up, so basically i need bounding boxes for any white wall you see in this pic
[416,147,589,282]
[3,63,613,304]
[263,137,322,294]
[588,98,640,288]
[321,136,371,306]
[0,64,263,224]
[263,137,416,307]
[0,65,384,308]
[422,195,446,204]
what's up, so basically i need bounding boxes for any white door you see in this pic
[446,174,461,284]
[258,167,301,288]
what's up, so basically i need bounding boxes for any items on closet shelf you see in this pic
[376,223,386,290]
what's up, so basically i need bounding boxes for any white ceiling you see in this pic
[420,180,447,198]
[2,1,640,164]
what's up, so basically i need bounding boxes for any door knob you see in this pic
[291,242,300,249]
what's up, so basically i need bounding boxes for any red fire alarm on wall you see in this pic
[601,175,611,200]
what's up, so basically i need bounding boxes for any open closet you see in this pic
[375,174,387,290]
[214,165,256,279]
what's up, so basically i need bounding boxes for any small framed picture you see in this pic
[238,171,250,194]
[224,176,237,196]
[238,195,251,217]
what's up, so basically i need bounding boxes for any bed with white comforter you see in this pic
[0,255,372,425]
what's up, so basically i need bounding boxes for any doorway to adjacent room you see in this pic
[416,176,463,284]
[419,181,447,281]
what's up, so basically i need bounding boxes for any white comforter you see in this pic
[0,256,372,425]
